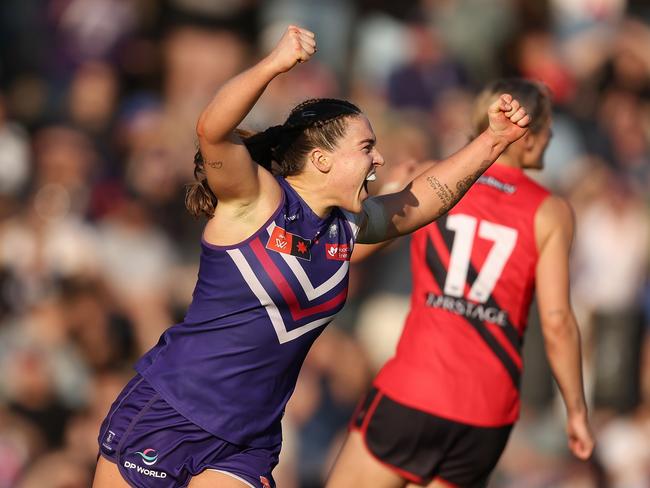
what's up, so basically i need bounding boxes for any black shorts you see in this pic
[350,387,513,487]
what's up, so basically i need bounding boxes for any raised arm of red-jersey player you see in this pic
[535,195,595,461]
[356,95,530,244]
[196,25,316,207]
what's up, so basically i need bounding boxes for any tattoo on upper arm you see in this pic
[206,160,223,169]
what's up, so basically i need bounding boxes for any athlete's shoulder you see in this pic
[534,194,575,248]
[536,194,574,226]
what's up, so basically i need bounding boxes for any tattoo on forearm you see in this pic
[427,160,493,218]
[427,176,455,216]
[206,160,223,169]
[456,159,491,195]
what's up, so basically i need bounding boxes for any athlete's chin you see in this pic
[344,199,364,214]
[356,187,371,210]
[341,194,365,214]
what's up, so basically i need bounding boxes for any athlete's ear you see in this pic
[309,148,332,173]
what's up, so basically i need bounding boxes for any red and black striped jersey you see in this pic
[375,164,550,426]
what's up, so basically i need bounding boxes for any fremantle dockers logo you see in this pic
[135,448,158,466]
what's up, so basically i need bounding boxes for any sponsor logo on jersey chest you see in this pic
[325,243,350,261]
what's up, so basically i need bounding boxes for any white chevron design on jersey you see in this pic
[266,222,351,301]
[227,249,335,343]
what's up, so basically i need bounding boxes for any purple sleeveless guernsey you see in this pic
[135,177,360,448]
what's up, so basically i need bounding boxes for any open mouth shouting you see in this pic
[362,168,377,195]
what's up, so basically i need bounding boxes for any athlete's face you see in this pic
[522,116,552,170]
[326,115,385,212]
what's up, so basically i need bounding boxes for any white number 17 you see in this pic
[443,214,518,304]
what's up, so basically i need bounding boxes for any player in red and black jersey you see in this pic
[327,79,594,488]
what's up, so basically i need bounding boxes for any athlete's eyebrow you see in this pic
[358,137,376,147]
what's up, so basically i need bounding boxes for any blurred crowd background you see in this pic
[0,0,649,487]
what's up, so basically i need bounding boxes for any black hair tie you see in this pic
[264,125,285,147]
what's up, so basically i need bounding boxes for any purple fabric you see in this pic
[134,177,357,447]
[98,374,280,487]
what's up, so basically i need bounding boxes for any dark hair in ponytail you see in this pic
[185,149,218,218]
[185,98,362,218]
[243,98,362,176]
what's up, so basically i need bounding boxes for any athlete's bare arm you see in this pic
[351,159,432,262]
[196,25,315,210]
[356,96,530,243]
[534,195,595,460]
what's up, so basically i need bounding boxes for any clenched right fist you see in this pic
[266,25,317,74]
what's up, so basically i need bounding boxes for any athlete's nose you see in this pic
[373,149,385,167]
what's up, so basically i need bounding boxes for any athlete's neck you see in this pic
[284,175,333,219]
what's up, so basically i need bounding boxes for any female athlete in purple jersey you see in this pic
[93,25,531,488]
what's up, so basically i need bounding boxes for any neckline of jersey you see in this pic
[278,177,339,234]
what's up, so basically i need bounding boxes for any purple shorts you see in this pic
[98,374,280,488]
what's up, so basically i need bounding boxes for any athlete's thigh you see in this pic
[408,478,461,488]
[406,479,457,488]
[326,430,407,488]
[188,469,252,487]
[92,456,131,488]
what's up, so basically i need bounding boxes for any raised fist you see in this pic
[267,25,317,74]
[487,94,531,144]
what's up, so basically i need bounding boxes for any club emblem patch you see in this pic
[266,226,311,260]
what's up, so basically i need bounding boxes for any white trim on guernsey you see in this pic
[340,209,361,238]
[227,249,334,344]
[266,222,350,300]
[208,469,256,488]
